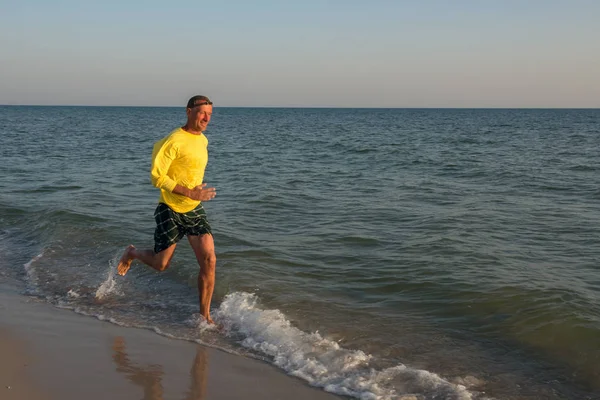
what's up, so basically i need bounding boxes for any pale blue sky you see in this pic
[1,0,599,107]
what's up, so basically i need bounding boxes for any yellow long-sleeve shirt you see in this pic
[150,127,208,213]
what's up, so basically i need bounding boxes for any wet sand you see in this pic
[0,286,343,400]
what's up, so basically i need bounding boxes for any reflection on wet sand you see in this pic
[112,337,208,400]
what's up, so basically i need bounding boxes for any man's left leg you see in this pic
[187,234,216,323]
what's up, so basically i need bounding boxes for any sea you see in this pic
[0,106,599,400]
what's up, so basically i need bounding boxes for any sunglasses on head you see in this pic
[190,101,213,108]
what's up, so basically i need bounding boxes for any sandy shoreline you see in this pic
[0,285,343,400]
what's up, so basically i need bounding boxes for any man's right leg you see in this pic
[117,243,177,276]
[118,203,183,276]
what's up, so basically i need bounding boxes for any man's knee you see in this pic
[155,253,173,271]
[202,251,216,267]
[157,262,171,271]
[155,260,170,271]
[199,252,216,275]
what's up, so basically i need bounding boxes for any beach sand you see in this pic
[0,285,343,400]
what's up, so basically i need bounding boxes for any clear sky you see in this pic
[1,0,599,107]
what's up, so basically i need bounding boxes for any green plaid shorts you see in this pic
[153,203,212,253]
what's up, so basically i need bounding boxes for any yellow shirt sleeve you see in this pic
[150,136,178,193]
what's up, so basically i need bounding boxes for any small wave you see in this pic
[69,307,131,327]
[24,251,44,288]
[340,235,380,246]
[215,292,475,400]
[568,164,598,172]
[12,184,84,194]
[354,148,378,153]
[58,305,237,357]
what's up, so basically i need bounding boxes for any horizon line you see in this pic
[1,104,599,110]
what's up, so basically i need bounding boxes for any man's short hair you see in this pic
[186,95,213,109]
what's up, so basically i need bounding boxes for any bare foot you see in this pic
[204,315,225,332]
[117,245,135,276]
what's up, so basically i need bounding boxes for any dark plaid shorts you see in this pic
[153,203,212,253]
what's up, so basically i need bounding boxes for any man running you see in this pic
[117,95,217,324]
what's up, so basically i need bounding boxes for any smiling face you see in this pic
[185,104,213,133]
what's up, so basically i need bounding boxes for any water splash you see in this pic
[95,255,120,300]
[185,313,219,333]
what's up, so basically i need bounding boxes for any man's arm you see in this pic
[172,183,216,202]
[151,139,178,192]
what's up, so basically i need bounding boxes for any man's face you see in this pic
[187,104,213,132]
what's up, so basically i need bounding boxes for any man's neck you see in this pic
[181,125,203,135]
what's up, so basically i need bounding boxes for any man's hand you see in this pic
[173,183,216,201]
[189,183,216,201]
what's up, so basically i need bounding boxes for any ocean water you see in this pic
[1,106,599,400]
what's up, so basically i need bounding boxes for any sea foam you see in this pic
[215,292,475,400]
